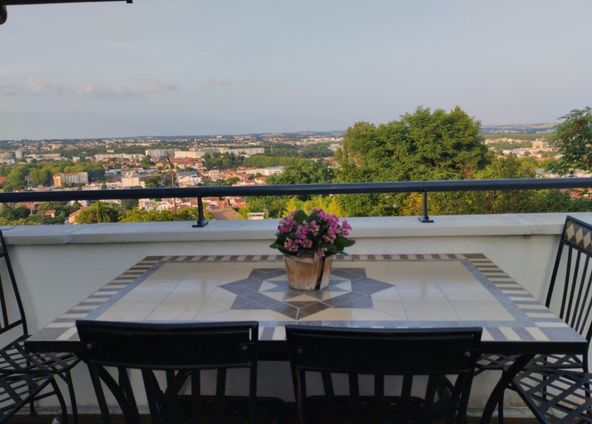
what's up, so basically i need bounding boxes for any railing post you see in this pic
[418,191,433,223]
[193,196,208,228]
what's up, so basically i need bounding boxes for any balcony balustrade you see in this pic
[2,211,591,419]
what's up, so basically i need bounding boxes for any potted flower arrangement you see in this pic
[270,208,355,291]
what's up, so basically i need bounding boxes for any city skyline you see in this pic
[1,0,591,139]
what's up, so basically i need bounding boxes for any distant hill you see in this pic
[481,123,556,134]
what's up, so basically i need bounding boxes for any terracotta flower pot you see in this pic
[284,254,334,291]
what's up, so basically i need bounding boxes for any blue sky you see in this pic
[1,0,591,139]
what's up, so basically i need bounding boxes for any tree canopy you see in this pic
[552,107,592,174]
[334,107,490,216]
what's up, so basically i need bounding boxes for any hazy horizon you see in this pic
[1,0,591,139]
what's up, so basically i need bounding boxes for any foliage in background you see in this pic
[267,160,333,186]
[334,107,490,216]
[0,161,105,191]
[120,208,202,222]
[241,106,592,218]
[0,201,80,225]
[552,107,592,174]
[75,201,120,224]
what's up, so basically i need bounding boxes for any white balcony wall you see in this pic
[3,212,591,417]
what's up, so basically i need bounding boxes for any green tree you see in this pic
[120,199,140,210]
[243,156,305,168]
[238,196,287,219]
[281,195,347,217]
[120,208,212,222]
[140,156,153,168]
[552,107,592,174]
[336,107,490,216]
[268,160,333,185]
[144,174,162,188]
[75,202,120,224]
[6,165,29,190]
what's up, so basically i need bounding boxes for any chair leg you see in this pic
[29,397,37,417]
[50,378,68,424]
[497,390,504,424]
[64,370,79,424]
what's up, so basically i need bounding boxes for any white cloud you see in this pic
[76,80,178,98]
[25,78,70,95]
[202,76,234,89]
[0,78,178,99]
[0,83,18,97]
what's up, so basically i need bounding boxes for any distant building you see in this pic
[244,166,284,176]
[177,172,201,186]
[174,151,204,160]
[220,147,264,157]
[68,207,87,224]
[145,149,175,160]
[171,158,202,170]
[53,172,89,187]
[94,153,143,162]
[25,153,63,163]
[121,172,142,187]
[532,140,550,150]
[207,170,223,181]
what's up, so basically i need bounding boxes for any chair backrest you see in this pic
[286,326,482,424]
[0,230,27,338]
[546,216,592,341]
[77,320,259,424]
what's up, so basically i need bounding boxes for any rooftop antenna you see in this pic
[0,0,132,25]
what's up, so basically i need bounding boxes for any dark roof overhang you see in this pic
[0,0,132,25]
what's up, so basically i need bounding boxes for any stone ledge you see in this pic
[1,212,590,246]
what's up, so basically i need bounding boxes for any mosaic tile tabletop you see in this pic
[27,254,587,354]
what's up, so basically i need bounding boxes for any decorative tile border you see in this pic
[27,254,585,350]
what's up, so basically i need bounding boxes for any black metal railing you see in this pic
[1,177,591,227]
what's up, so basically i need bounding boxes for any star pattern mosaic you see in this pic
[220,268,393,320]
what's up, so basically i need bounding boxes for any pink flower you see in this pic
[272,209,354,256]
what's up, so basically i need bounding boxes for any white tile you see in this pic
[454,306,513,321]
[404,307,458,321]
[193,300,235,318]
[273,326,286,340]
[60,313,89,319]
[372,301,407,318]
[371,287,401,302]
[499,327,521,341]
[197,309,251,322]
[47,322,75,328]
[247,310,295,321]
[526,327,550,341]
[526,312,557,318]
[536,321,569,328]
[350,308,403,321]
[57,327,78,341]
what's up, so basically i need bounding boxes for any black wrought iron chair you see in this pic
[286,325,482,424]
[512,368,592,423]
[0,229,80,422]
[476,215,592,422]
[0,371,67,423]
[77,320,285,424]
